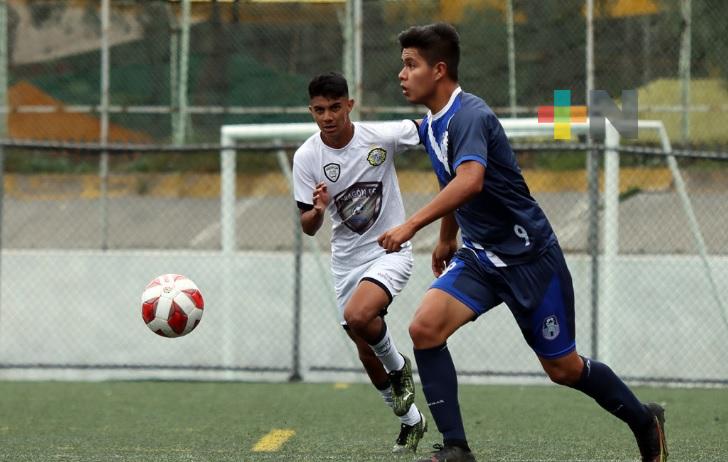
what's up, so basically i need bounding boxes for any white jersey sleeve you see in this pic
[292,143,317,208]
[390,119,420,154]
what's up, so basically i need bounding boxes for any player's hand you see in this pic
[378,222,416,253]
[312,181,329,212]
[432,239,459,277]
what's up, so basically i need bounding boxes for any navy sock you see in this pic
[414,344,469,451]
[570,356,652,433]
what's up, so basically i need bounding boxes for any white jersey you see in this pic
[293,120,420,270]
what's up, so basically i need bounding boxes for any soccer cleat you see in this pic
[416,443,477,462]
[388,355,415,416]
[392,413,427,453]
[635,402,668,462]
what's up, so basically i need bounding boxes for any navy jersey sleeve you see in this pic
[448,109,489,170]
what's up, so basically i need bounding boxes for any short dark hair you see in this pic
[308,72,349,100]
[398,23,460,81]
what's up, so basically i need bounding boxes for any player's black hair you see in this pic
[308,72,349,100]
[398,23,460,81]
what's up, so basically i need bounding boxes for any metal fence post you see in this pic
[99,0,110,251]
[585,0,600,359]
[601,123,620,366]
[679,0,691,144]
[0,0,7,328]
[169,7,179,142]
[506,0,517,118]
[343,0,362,120]
[175,0,191,145]
[275,144,302,382]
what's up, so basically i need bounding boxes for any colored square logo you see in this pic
[537,89,587,140]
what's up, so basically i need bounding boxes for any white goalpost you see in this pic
[220,118,726,380]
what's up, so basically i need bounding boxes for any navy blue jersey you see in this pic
[419,88,556,266]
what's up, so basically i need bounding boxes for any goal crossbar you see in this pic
[220,118,727,363]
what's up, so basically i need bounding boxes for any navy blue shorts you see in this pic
[430,243,576,359]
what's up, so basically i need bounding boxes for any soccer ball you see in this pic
[141,274,204,338]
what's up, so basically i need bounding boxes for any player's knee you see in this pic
[343,307,373,333]
[409,319,444,348]
[547,369,574,386]
[544,364,581,386]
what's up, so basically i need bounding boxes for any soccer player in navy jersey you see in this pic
[378,23,668,462]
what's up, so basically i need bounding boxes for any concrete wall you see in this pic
[1,250,726,384]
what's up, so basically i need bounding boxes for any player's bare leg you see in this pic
[409,289,477,462]
[347,326,427,453]
[409,289,476,349]
[344,281,426,452]
[344,281,416,416]
[537,350,584,385]
[345,327,389,389]
[539,351,668,461]
[343,280,391,344]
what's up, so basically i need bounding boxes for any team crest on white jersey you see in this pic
[542,315,560,340]
[367,147,387,166]
[323,162,340,182]
[334,181,383,235]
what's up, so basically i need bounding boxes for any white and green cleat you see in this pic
[389,355,415,416]
[392,413,427,453]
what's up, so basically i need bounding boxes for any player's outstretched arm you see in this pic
[378,161,484,252]
[300,181,328,236]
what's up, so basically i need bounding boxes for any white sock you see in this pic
[381,385,421,426]
[379,385,394,409]
[369,324,405,373]
[400,403,421,426]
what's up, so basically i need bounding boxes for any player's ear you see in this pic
[433,61,447,81]
[347,98,355,112]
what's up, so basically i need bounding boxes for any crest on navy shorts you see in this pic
[367,147,387,166]
[542,315,560,340]
[334,181,383,235]
[323,162,340,182]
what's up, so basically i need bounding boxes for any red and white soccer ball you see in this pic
[141,274,204,338]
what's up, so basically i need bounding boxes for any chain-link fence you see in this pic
[0,0,727,385]
[6,0,728,142]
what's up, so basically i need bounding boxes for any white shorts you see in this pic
[332,248,413,325]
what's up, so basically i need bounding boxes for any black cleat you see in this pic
[635,402,668,462]
[416,443,477,462]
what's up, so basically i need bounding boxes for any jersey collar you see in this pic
[428,86,462,122]
[319,122,357,151]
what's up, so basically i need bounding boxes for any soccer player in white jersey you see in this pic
[292,72,426,453]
